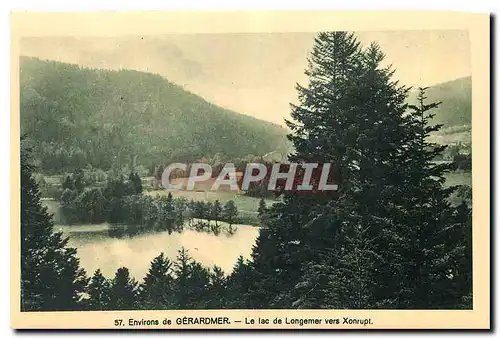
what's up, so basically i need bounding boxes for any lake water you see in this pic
[58,224,260,280]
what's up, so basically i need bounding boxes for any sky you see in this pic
[20,31,471,126]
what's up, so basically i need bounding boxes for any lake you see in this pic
[58,223,260,280]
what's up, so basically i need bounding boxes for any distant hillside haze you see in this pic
[20,57,290,173]
[20,33,472,126]
[408,76,471,128]
[20,57,470,175]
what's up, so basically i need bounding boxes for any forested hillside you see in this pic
[407,76,471,128]
[20,57,289,174]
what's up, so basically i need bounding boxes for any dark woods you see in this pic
[57,170,240,236]
[20,31,472,311]
[83,250,236,311]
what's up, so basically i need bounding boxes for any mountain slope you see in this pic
[408,76,471,128]
[20,57,289,173]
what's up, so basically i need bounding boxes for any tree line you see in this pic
[58,172,240,236]
[83,249,248,310]
[242,32,472,309]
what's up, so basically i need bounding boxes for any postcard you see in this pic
[10,11,490,329]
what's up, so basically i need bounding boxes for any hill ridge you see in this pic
[20,57,289,174]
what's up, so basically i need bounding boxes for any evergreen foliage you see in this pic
[85,269,111,310]
[21,139,88,311]
[140,253,174,309]
[109,267,139,310]
[245,32,472,309]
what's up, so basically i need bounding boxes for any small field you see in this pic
[144,189,278,225]
[42,170,471,227]
[429,124,471,145]
[145,189,277,213]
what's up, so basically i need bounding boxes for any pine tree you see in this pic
[21,139,88,311]
[186,199,195,227]
[206,265,227,308]
[104,175,128,199]
[140,253,174,309]
[320,222,380,309]
[173,197,188,232]
[455,203,473,309]
[291,261,336,309]
[109,267,138,310]
[153,194,174,232]
[161,192,176,233]
[128,172,143,195]
[171,247,213,309]
[304,39,413,309]
[187,262,211,308]
[257,198,267,216]
[211,200,223,234]
[205,201,214,225]
[59,188,77,224]
[223,200,238,234]
[246,32,471,310]
[85,269,111,310]
[73,167,85,192]
[140,195,157,228]
[456,185,472,206]
[155,164,165,188]
[383,88,473,308]
[62,175,75,190]
[173,247,192,309]
[123,194,143,226]
[74,187,107,223]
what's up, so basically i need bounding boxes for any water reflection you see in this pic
[61,223,260,279]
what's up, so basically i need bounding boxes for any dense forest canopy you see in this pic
[20,57,290,174]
